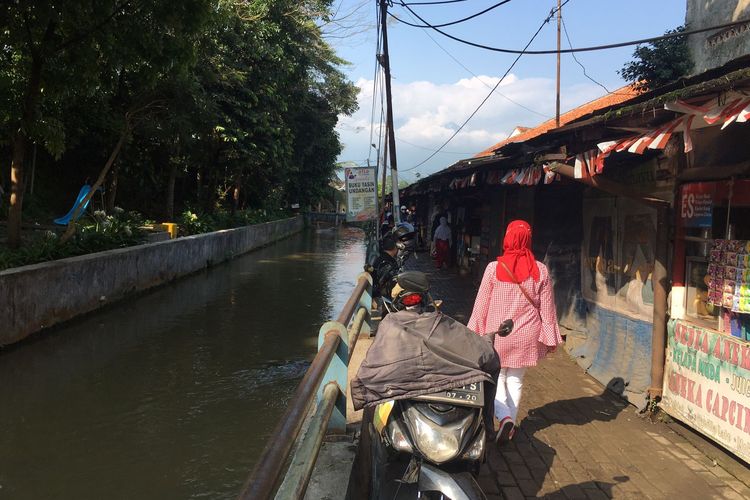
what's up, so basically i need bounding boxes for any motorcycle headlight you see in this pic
[405,406,473,464]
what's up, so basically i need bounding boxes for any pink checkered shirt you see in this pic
[467,261,563,368]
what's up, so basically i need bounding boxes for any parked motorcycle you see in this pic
[366,222,417,302]
[390,222,418,268]
[369,318,514,499]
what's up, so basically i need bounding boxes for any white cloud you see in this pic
[337,74,605,180]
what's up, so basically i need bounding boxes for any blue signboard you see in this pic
[680,183,714,228]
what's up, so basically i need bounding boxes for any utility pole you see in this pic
[555,0,562,128]
[381,131,388,219]
[379,0,401,224]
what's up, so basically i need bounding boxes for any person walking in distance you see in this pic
[432,217,452,269]
[467,220,563,443]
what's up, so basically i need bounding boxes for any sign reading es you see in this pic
[680,183,714,228]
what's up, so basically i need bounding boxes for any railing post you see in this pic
[317,321,349,433]
[357,272,373,337]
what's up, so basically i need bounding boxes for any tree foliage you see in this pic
[619,26,693,92]
[0,0,358,248]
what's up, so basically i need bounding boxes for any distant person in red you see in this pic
[432,216,451,268]
[468,220,563,444]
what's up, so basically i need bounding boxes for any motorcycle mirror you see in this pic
[497,319,514,337]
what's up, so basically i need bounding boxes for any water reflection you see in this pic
[0,226,365,499]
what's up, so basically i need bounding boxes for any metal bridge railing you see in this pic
[238,272,373,500]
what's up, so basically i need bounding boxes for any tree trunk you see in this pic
[60,119,130,244]
[232,176,241,214]
[106,159,120,212]
[7,18,56,249]
[7,54,46,248]
[206,151,219,213]
[7,135,28,249]
[166,160,178,220]
[195,165,203,206]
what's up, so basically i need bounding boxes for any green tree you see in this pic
[619,26,692,92]
[176,0,357,214]
[1,0,357,249]
[0,0,211,247]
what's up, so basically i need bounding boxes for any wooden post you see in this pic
[556,0,562,128]
[649,206,670,399]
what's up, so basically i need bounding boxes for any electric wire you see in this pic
[393,3,750,55]
[402,6,550,118]
[367,2,383,166]
[560,15,632,96]
[391,0,513,29]
[397,137,474,154]
[401,0,471,5]
[400,1,568,172]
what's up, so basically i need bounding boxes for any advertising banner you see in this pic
[679,182,714,228]
[345,167,377,222]
[661,319,750,464]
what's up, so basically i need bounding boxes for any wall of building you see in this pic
[0,216,304,346]
[534,181,586,331]
[561,192,658,408]
[687,0,750,74]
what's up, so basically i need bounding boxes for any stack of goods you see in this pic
[708,239,750,314]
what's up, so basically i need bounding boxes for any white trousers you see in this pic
[494,367,527,423]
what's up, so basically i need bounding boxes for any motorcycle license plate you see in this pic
[415,382,484,407]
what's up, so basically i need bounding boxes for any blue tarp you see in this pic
[566,303,652,409]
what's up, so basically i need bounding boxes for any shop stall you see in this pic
[662,179,750,464]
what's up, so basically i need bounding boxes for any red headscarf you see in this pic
[496,220,540,283]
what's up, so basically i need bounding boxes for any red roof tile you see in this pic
[473,85,639,158]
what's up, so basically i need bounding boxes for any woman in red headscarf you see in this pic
[467,220,563,444]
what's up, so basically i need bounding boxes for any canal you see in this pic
[0,226,366,499]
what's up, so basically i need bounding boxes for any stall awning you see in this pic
[485,165,559,186]
[572,90,750,179]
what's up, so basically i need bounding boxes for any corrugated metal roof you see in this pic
[473,85,639,157]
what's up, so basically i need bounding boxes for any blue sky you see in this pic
[329,0,687,182]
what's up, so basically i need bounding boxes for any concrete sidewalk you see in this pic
[409,255,750,499]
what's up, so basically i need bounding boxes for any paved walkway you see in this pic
[407,256,750,499]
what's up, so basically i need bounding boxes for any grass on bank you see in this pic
[0,208,291,272]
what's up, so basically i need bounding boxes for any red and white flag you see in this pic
[574,150,599,179]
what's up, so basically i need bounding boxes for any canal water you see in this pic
[0,226,366,499]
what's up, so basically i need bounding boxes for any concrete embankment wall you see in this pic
[0,216,304,346]
[305,211,344,225]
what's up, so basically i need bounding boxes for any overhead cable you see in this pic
[560,15,632,96]
[367,2,384,166]
[392,0,512,29]
[404,6,550,118]
[401,1,568,171]
[393,4,750,55]
[400,0,471,5]
[397,136,474,154]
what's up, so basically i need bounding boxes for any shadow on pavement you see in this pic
[482,430,558,497]
[541,477,630,498]
[485,423,631,498]
[520,378,628,440]
[476,378,630,497]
